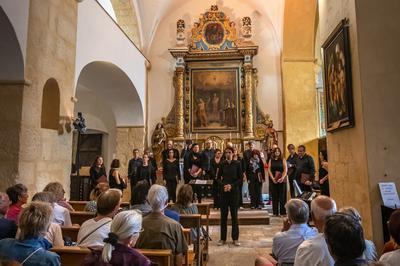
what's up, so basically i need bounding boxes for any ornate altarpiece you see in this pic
[159,5,273,152]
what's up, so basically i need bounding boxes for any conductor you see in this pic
[217,147,243,246]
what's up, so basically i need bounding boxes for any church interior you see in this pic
[0,0,399,265]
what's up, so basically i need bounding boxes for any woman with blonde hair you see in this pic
[83,210,152,266]
[43,182,72,226]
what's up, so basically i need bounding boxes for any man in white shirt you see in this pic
[256,199,317,266]
[294,195,337,266]
[77,189,122,247]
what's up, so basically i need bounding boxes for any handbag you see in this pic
[300,173,312,184]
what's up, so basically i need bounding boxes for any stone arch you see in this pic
[41,78,60,130]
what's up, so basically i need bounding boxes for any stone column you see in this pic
[174,60,185,140]
[243,63,254,139]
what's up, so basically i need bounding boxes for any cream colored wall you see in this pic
[17,0,77,196]
[147,0,284,142]
[282,0,319,161]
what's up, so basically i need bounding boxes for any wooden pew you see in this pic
[196,203,211,261]
[180,214,202,266]
[51,246,173,266]
[61,226,80,242]
[68,201,130,212]
[70,211,95,225]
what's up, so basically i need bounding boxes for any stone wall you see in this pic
[17,0,78,196]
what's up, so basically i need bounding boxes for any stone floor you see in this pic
[206,215,283,266]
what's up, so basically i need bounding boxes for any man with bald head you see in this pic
[162,140,180,163]
[294,195,337,266]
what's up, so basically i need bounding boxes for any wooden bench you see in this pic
[68,201,130,211]
[61,226,80,242]
[180,214,202,266]
[196,203,211,261]
[70,211,95,225]
[51,246,173,266]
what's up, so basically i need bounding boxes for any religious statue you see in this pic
[241,16,252,41]
[265,122,278,152]
[196,98,208,127]
[151,122,167,150]
[176,19,186,46]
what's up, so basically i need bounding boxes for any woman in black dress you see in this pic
[137,154,156,185]
[267,147,288,216]
[248,150,265,209]
[109,159,127,192]
[188,143,203,202]
[210,149,223,209]
[318,150,329,196]
[163,149,180,203]
[89,156,107,189]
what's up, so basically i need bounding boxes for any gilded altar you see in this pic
[158,5,274,152]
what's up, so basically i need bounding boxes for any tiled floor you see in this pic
[206,214,283,266]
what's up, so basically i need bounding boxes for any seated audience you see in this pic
[324,213,367,265]
[0,202,60,265]
[0,192,17,240]
[130,180,152,216]
[77,189,122,247]
[83,210,153,266]
[171,185,199,214]
[5,184,28,223]
[43,182,72,226]
[380,209,400,265]
[294,195,337,266]
[135,185,188,266]
[264,199,318,265]
[30,192,64,247]
[85,183,110,212]
[339,207,377,262]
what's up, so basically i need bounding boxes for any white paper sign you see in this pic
[379,182,400,208]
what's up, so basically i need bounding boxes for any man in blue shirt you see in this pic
[256,199,317,265]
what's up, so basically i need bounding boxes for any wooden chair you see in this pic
[51,246,173,266]
[180,214,202,266]
[61,226,80,242]
[70,211,95,225]
[196,203,211,261]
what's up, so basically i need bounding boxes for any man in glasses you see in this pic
[217,147,243,246]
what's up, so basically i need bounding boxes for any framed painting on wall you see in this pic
[322,19,354,132]
[190,68,240,133]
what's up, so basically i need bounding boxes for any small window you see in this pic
[41,78,60,130]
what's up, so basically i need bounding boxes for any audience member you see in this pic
[272,199,317,264]
[171,185,198,215]
[0,192,16,240]
[0,193,10,218]
[84,183,110,212]
[339,207,377,262]
[294,195,337,266]
[5,184,28,223]
[0,202,60,265]
[83,210,153,266]
[29,192,64,247]
[130,180,152,216]
[43,182,72,226]
[108,159,127,192]
[77,189,122,247]
[324,213,367,265]
[379,210,400,265]
[135,185,187,266]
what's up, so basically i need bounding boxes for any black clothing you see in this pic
[235,156,245,207]
[295,154,315,192]
[242,149,253,174]
[217,160,242,241]
[319,164,329,196]
[247,158,265,208]
[188,151,204,202]
[162,148,180,163]
[181,147,192,184]
[108,168,126,192]
[89,166,107,189]
[270,158,287,215]
[137,165,156,186]
[128,158,143,186]
[286,153,298,198]
[149,157,158,171]
[0,218,17,240]
[210,158,222,208]
[163,159,180,203]
[202,149,215,172]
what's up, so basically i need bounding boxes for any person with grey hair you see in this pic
[0,192,16,240]
[256,199,317,265]
[135,185,187,266]
[294,195,337,266]
[0,193,10,218]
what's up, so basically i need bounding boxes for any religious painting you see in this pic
[191,68,239,133]
[322,19,354,132]
[204,22,225,45]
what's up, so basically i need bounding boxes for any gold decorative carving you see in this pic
[243,64,254,139]
[174,67,185,140]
